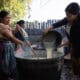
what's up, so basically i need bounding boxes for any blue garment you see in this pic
[0,41,16,77]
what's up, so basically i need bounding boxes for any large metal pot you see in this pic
[15,48,64,80]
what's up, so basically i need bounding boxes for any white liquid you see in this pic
[46,48,53,58]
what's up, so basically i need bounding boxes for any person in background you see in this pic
[14,20,26,50]
[0,10,24,80]
[14,20,36,56]
[44,2,80,76]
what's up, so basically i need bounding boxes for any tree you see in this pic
[0,0,32,23]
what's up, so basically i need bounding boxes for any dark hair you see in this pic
[17,20,25,26]
[65,2,80,15]
[0,10,9,19]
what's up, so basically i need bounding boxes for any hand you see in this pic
[20,41,25,46]
[58,41,69,48]
[58,43,66,48]
[25,41,31,47]
[42,28,49,35]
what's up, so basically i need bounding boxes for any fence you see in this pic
[25,19,58,30]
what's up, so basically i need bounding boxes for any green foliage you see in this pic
[0,0,32,23]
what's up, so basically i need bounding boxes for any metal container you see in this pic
[42,30,62,47]
[15,48,64,80]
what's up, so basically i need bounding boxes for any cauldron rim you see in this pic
[15,51,64,61]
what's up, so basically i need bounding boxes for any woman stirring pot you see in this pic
[0,10,24,80]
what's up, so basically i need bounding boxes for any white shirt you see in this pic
[21,28,28,38]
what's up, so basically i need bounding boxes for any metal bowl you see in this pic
[42,30,62,47]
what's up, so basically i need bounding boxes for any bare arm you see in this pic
[1,28,24,45]
[59,41,71,47]
[43,18,68,34]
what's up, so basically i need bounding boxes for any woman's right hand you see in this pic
[58,44,65,48]
[43,28,50,34]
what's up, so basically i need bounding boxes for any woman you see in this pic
[0,10,24,80]
[14,20,36,57]
[44,2,80,76]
